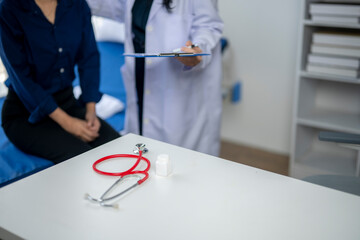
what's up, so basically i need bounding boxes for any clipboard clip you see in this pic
[159,52,195,57]
[123,52,210,58]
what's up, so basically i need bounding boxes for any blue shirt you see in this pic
[0,0,101,123]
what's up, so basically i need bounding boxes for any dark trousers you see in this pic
[1,87,120,164]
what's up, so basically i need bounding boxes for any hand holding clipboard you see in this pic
[123,41,209,67]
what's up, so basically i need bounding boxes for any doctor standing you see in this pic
[87,0,223,156]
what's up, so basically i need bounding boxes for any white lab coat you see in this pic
[87,0,224,156]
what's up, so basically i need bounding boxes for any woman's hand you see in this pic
[50,107,99,142]
[64,116,99,142]
[85,102,101,134]
[175,41,202,67]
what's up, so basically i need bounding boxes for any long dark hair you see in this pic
[163,0,173,12]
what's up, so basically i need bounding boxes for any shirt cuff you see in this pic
[79,90,102,105]
[28,95,57,123]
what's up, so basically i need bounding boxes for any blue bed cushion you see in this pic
[0,97,53,187]
[0,41,125,187]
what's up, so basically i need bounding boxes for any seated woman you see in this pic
[0,0,120,164]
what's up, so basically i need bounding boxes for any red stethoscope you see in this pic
[85,143,150,208]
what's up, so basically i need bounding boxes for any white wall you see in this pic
[219,0,301,154]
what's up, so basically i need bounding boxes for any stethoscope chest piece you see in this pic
[133,143,148,154]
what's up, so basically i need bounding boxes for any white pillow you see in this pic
[73,86,124,119]
[0,58,8,98]
[0,83,8,98]
[92,16,125,43]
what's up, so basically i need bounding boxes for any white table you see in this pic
[0,133,359,240]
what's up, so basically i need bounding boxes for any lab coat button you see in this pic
[60,68,65,73]
[146,59,152,65]
[147,25,153,32]
[145,89,151,95]
[144,119,149,125]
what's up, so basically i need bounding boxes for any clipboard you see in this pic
[123,52,210,58]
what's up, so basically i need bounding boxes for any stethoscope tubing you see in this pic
[92,151,150,184]
[86,147,151,207]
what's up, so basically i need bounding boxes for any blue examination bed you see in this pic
[0,41,126,187]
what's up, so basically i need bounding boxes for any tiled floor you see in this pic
[219,140,289,176]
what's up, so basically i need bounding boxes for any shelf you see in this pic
[320,0,360,3]
[300,71,360,84]
[299,151,355,174]
[292,124,359,179]
[292,149,357,179]
[298,109,360,134]
[303,20,360,30]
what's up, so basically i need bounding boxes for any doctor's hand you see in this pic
[175,41,202,67]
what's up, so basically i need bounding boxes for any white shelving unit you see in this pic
[290,0,360,179]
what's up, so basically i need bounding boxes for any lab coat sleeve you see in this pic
[86,0,125,22]
[190,0,223,69]
[0,3,58,123]
[76,1,102,105]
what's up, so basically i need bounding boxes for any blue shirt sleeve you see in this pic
[0,3,58,123]
[76,0,102,105]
